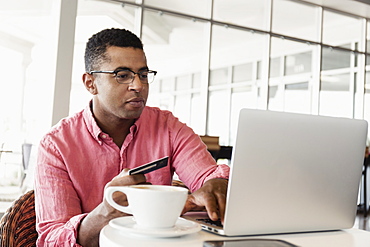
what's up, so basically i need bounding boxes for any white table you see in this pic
[100,224,370,247]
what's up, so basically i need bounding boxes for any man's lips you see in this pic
[126,97,145,107]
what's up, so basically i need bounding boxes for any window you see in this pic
[272,0,320,42]
[210,24,268,143]
[214,0,271,31]
[210,68,229,86]
[320,46,354,118]
[0,1,57,144]
[70,0,134,114]
[268,37,316,113]
[207,90,229,144]
[4,0,370,150]
[233,63,254,83]
[323,10,364,51]
[0,0,58,187]
[145,0,211,18]
[321,47,351,70]
[142,10,209,134]
[285,52,312,76]
[320,73,352,117]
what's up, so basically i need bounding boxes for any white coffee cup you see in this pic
[105,185,188,229]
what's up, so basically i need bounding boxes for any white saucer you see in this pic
[109,216,201,238]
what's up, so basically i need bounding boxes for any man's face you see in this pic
[90,46,149,122]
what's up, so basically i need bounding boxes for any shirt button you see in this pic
[101,134,107,139]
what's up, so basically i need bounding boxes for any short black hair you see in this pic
[84,28,144,72]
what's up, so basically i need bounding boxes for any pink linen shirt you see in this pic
[35,105,229,246]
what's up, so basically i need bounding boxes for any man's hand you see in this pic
[182,178,228,223]
[102,169,149,217]
[77,169,148,247]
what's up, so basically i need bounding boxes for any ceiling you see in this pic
[1,0,370,18]
[302,0,370,18]
[1,0,370,56]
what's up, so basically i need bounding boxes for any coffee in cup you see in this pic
[105,185,188,229]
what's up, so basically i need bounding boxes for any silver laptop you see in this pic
[183,109,368,236]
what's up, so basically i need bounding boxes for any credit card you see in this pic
[128,156,169,175]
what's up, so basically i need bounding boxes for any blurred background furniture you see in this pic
[0,143,12,161]
[0,142,20,203]
[217,146,233,162]
[20,143,32,191]
[200,135,232,163]
[0,143,35,219]
[200,135,220,159]
[0,190,37,247]
[359,146,370,217]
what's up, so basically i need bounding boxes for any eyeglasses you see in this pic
[88,68,157,84]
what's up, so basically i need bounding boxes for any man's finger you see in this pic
[203,194,219,221]
[116,168,130,178]
[107,171,147,188]
[216,192,227,224]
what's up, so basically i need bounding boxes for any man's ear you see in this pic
[83,73,98,95]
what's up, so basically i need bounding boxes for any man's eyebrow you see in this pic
[115,66,149,71]
[139,67,150,71]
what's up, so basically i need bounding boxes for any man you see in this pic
[35,28,229,247]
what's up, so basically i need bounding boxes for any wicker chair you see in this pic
[0,190,38,247]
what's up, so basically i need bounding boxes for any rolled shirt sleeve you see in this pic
[35,137,88,246]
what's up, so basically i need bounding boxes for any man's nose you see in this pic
[128,74,144,91]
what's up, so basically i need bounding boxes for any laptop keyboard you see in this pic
[196,218,223,227]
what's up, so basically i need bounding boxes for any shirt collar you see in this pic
[82,102,102,143]
[82,100,144,144]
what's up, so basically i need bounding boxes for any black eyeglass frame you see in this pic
[88,68,157,84]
